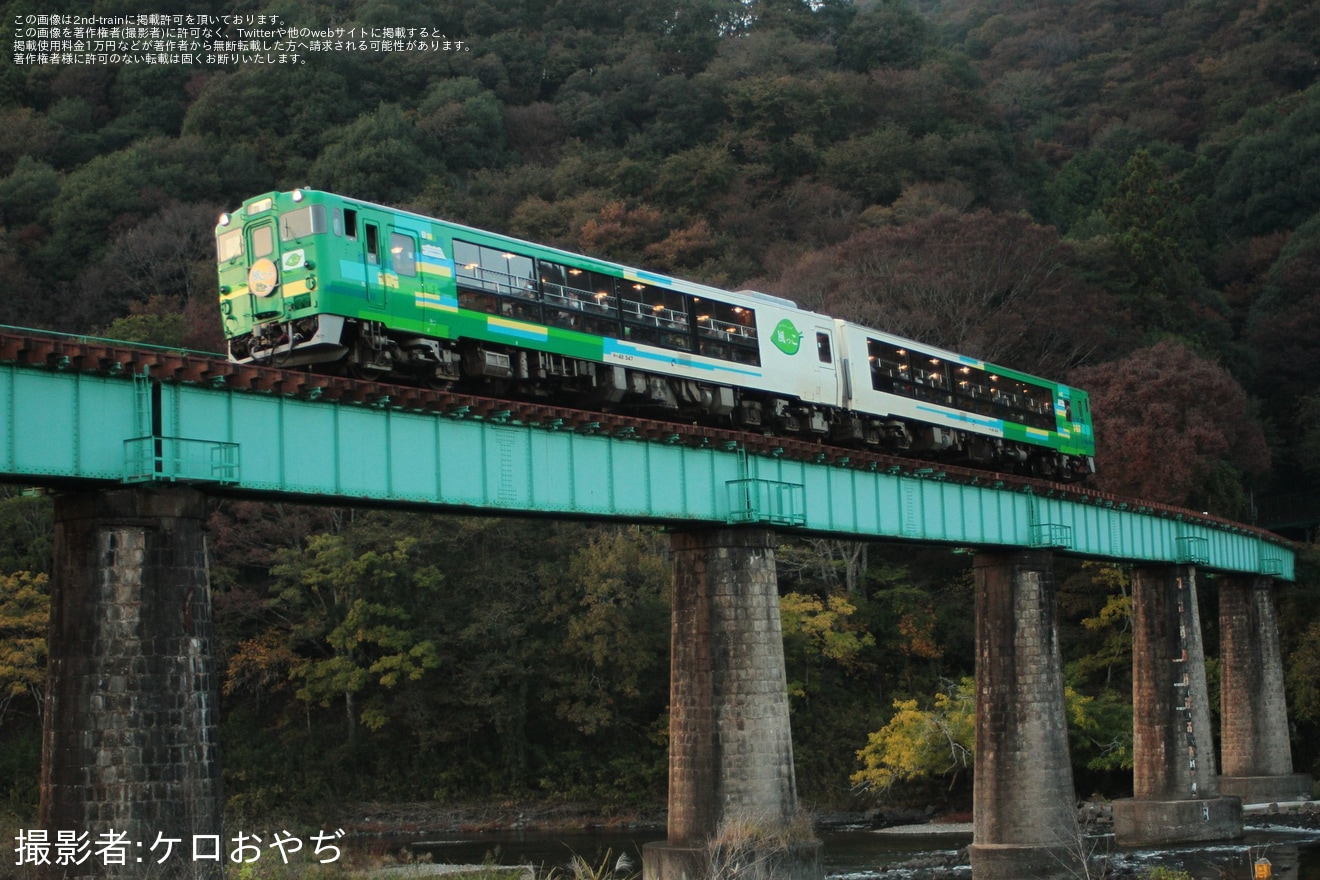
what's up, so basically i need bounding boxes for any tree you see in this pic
[0,489,52,575]
[0,156,59,227]
[1246,212,1320,417]
[540,526,670,737]
[1043,148,1122,236]
[416,77,509,172]
[1061,566,1135,774]
[310,104,437,205]
[836,0,932,72]
[80,201,225,348]
[1102,149,1222,339]
[780,592,875,700]
[769,209,1127,376]
[1069,339,1270,512]
[1296,395,1320,483]
[1212,85,1320,238]
[0,571,48,726]
[269,535,442,744]
[851,677,975,797]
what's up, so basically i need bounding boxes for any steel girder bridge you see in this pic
[0,328,1295,580]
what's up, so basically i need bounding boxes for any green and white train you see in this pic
[216,189,1095,480]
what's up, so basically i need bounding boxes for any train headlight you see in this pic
[218,213,231,227]
[292,189,304,202]
[248,258,279,297]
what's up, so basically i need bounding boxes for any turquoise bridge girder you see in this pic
[0,337,1296,580]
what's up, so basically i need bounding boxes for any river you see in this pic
[385,821,1320,878]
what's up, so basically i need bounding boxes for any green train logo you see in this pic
[771,319,803,355]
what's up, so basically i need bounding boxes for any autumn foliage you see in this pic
[1070,340,1270,511]
[1,0,1319,821]
[769,209,1128,377]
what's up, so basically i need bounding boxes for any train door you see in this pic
[246,218,282,320]
[812,325,839,406]
[363,220,386,308]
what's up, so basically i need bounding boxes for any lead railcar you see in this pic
[216,189,1095,481]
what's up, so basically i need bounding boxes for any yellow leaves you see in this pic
[780,591,876,669]
[0,570,49,711]
[851,678,975,796]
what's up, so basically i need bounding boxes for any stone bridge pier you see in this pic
[41,487,222,880]
[642,528,822,880]
[1114,565,1242,846]
[1218,575,1313,804]
[969,550,1082,880]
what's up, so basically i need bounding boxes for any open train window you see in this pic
[344,208,358,240]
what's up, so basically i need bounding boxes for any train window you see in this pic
[911,356,952,404]
[251,225,274,258]
[390,232,416,277]
[695,299,757,343]
[459,289,498,315]
[455,239,537,300]
[817,332,833,364]
[365,223,380,265]
[952,364,994,414]
[541,261,618,316]
[344,208,358,240]
[547,310,618,337]
[216,229,243,263]
[868,339,911,393]
[916,357,946,387]
[621,283,688,332]
[694,298,760,365]
[279,205,328,241]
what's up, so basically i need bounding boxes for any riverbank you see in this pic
[324,798,1320,841]
[328,801,667,837]
[327,801,977,838]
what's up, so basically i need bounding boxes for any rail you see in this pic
[0,326,1299,558]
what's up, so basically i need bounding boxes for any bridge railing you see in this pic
[726,478,806,527]
[123,436,241,485]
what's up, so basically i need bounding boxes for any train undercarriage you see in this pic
[231,315,1091,482]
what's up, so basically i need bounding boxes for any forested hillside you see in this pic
[1,0,1318,817]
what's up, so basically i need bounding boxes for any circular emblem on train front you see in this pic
[248,258,279,297]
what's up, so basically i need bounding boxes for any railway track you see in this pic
[0,326,1293,545]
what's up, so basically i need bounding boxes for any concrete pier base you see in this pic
[41,487,222,880]
[1217,774,1314,805]
[1112,796,1243,846]
[966,844,1080,880]
[970,551,1081,880]
[642,840,823,880]
[1118,565,1242,846]
[642,528,822,880]
[1219,575,1313,805]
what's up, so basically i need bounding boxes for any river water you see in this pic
[388,821,1320,878]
